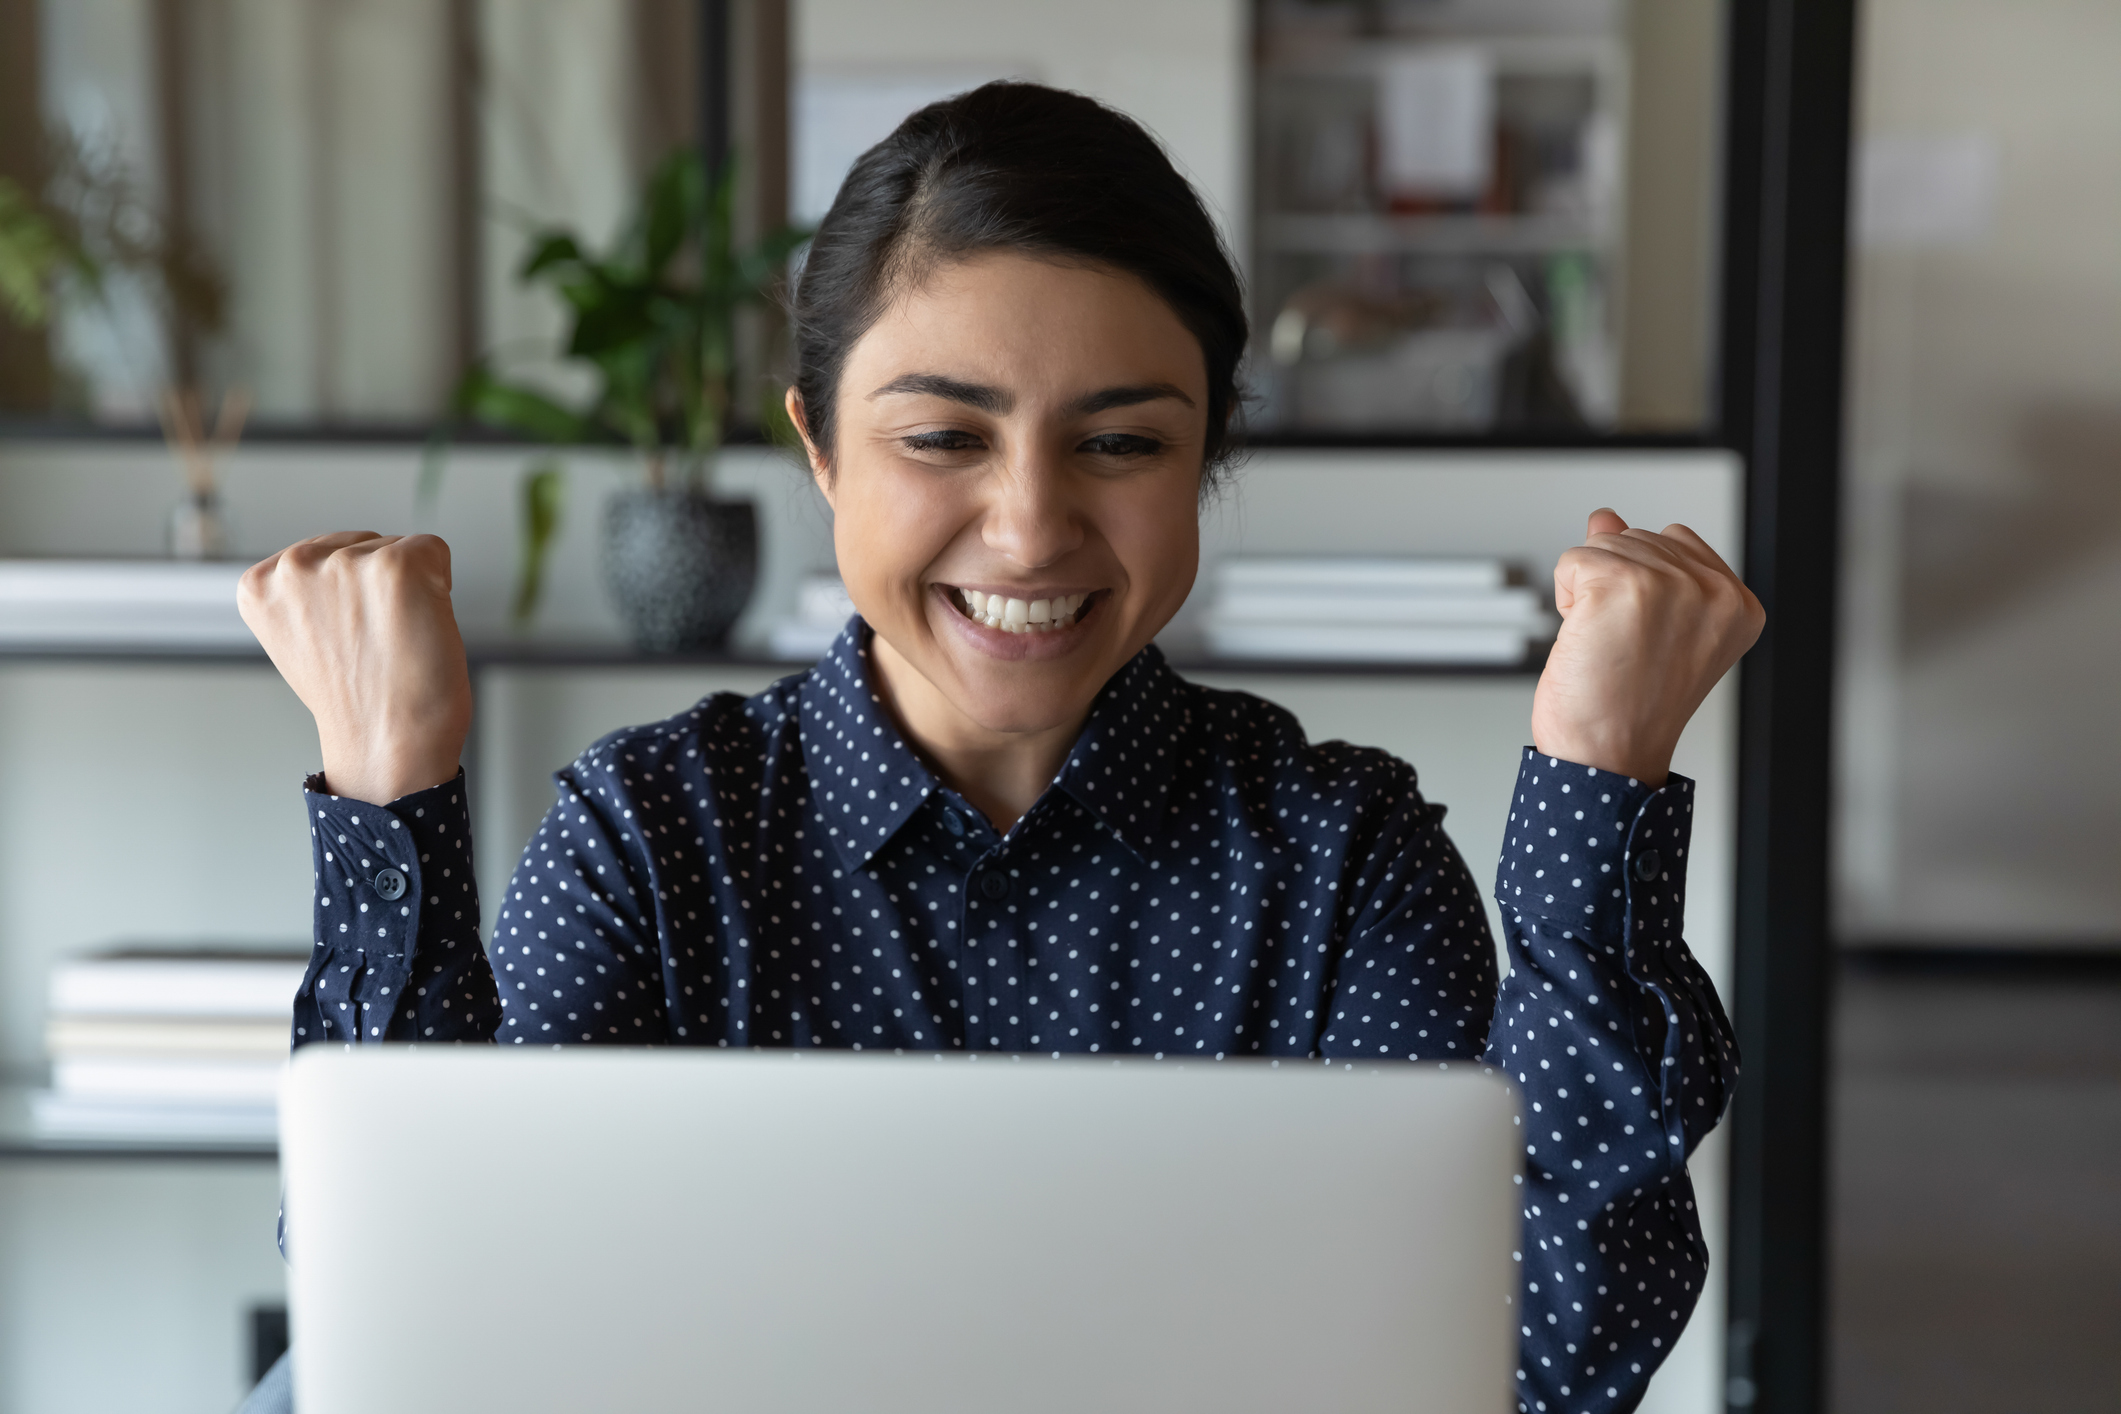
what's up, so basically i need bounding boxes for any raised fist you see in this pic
[1530,509,1765,787]
[238,532,472,804]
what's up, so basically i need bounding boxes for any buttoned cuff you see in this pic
[299,771,471,1044]
[1493,748,1695,963]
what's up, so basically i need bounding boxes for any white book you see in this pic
[1214,558,1509,593]
[0,560,254,647]
[1210,585,1551,627]
[52,1055,286,1104]
[793,575,856,627]
[30,1092,278,1145]
[1204,624,1531,665]
[767,621,844,661]
[47,1016,291,1059]
[48,950,309,1019]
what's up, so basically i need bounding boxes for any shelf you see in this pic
[1262,32,1627,79]
[0,641,798,670]
[0,640,1550,677]
[0,1087,277,1161]
[1261,212,1610,257]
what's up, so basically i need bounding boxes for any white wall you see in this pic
[1838,0,2121,943]
[793,0,1250,271]
[0,1160,285,1414]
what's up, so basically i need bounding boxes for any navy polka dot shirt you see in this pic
[296,621,1737,1414]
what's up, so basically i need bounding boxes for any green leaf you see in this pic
[734,224,813,298]
[453,363,589,443]
[757,379,801,450]
[518,231,587,282]
[567,289,660,358]
[415,428,451,520]
[0,176,93,330]
[512,460,566,626]
[641,149,706,276]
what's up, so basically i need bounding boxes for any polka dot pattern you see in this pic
[294,774,499,1048]
[290,624,1738,1414]
[1494,751,1739,1414]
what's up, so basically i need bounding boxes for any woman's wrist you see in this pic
[318,735,464,805]
[1527,725,1673,789]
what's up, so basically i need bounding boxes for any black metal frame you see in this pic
[1715,1,1858,1410]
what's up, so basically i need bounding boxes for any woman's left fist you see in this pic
[1530,508,1765,787]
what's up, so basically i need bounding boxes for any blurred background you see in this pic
[0,2,2114,1412]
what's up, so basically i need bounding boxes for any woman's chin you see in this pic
[919,597,1129,729]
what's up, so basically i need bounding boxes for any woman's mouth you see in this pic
[948,587,1097,634]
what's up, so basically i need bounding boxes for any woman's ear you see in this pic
[786,388,836,510]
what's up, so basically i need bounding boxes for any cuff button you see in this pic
[1631,849,1661,882]
[373,867,408,901]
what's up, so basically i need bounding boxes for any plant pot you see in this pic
[601,489,758,653]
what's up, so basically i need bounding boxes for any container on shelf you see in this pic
[1253,1,1629,435]
[1201,556,1556,666]
[32,947,306,1145]
[0,559,255,650]
[767,573,856,661]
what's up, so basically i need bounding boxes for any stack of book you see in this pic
[33,947,307,1144]
[1201,557,1554,665]
[0,559,253,649]
[768,574,857,660]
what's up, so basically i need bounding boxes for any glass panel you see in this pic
[1250,0,1724,437]
[0,0,703,430]
[1836,0,2121,944]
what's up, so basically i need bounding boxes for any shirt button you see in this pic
[1632,849,1660,882]
[373,867,408,901]
[978,871,1010,901]
[942,809,967,838]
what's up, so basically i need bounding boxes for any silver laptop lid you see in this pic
[283,1050,1520,1414]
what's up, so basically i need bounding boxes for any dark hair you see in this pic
[791,81,1248,481]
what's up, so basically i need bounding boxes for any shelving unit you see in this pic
[1252,4,1631,434]
[0,1086,276,1161]
[0,635,1549,1164]
[0,641,1550,676]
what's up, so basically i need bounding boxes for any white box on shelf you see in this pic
[0,559,254,648]
[1216,557,1509,592]
[1210,586,1550,627]
[49,949,308,1018]
[1203,623,1531,665]
[28,1092,278,1145]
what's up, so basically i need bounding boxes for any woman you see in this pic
[241,83,1757,1413]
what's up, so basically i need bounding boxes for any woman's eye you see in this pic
[1080,433,1164,458]
[900,429,984,454]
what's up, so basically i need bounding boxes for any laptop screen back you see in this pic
[283,1050,1520,1414]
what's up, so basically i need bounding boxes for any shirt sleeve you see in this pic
[1319,748,1737,1414]
[1489,749,1739,1414]
[484,754,676,1045]
[294,771,500,1047]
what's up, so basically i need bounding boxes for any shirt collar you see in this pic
[799,620,939,870]
[1050,643,1186,861]
[799,620,1185,868]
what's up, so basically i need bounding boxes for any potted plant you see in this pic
[2,133,234,555]
[451,149,808,650]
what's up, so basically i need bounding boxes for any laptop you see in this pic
[282,1049,1521,1413]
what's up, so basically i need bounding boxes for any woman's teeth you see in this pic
[956,588,1089,634]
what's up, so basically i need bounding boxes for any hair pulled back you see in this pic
[791,81,1248,479]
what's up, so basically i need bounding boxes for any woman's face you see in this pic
[800,251,1209,741]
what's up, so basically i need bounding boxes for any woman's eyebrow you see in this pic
[867,373,1012,412]
[1066,382,1196,415]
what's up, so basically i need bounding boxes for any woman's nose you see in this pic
[982,451,1084,569]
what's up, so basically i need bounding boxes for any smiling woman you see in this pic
[235,81,1761,1414]
[807,253,1213,828]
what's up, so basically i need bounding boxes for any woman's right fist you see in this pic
[238,532,473,804]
